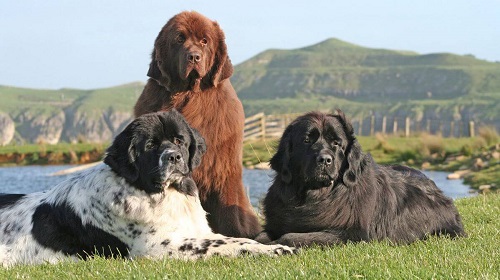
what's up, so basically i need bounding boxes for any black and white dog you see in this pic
[0,110,295,267]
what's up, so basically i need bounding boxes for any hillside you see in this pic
[1,38,499,145]
[232,38,500,101]
[0,82,142,145]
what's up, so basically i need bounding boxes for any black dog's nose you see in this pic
[187,52,202,63]
[166,151,182,164]
[317,153,333,165]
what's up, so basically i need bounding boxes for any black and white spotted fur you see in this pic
[0,110,295,267]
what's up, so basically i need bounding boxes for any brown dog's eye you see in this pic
[200,38,208,46]
[176,34,185,44]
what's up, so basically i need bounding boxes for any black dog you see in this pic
[256,110,466,247]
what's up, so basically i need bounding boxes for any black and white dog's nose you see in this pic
[166,151,182,164]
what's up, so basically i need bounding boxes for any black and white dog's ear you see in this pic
[104,121,139,184]
[188,126,206,170]
[270,127,293,185]
[332,109,368,187]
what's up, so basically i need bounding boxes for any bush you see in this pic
[478,126,499,146]
[419,133,445,157]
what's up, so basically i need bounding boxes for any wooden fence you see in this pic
[243,112,479,142]
[244,113,300,141]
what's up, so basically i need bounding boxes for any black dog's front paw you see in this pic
[254,231,273,244]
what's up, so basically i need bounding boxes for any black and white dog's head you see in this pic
[104,109,206,194]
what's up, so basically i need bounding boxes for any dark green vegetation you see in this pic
[0,143,106,166]
[2,193,498,279]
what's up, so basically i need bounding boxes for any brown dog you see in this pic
[134,11,261,238]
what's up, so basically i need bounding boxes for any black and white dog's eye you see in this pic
[333,141,341,146]
[173,137,182,145]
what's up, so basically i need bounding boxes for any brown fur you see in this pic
[134,11,261,238]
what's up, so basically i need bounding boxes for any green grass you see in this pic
[1,194,498,279]
[0,143,107,154]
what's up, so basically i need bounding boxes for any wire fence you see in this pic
[244,112,485,141]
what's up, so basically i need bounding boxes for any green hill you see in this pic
[233,38,500,101]
[1,38,499,144]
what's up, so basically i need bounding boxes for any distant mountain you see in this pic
[232,38,500,101]
[1,38,499,145]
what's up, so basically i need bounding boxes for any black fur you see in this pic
[256,110,466,247]
[31,203,129,258]
[0,194,25,210]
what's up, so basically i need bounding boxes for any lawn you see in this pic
[1,194,498,279]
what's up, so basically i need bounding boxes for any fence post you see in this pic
[426,119,431,133]
[261,114,266,140]
[450,121,455,138]
[393,118,398,135]
[370,115,375,136]
[382,116,387,134]
[405,117,410,137]
[469,121,475,137]
[358,117,363,136]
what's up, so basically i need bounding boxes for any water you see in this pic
[243,169,476,207]
[0,165,475,208]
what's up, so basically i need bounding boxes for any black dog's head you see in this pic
[104,110,206,194]
[270,110,367,196]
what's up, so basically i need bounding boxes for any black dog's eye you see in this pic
[145,141,156,150]
[304,137,310,144]
[173,137,183,145]
[200,38,208,46]
[333,140,342,146]
[176,34,185,44]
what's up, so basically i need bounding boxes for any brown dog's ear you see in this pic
[104,121,139,184]
[208,21,234,87]
[147,48,162,80]
[332,109,369,187]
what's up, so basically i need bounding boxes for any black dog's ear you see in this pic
[103,122,139,184]
[270,127,293,184]
[207,21,234,87]
[188,126,206,170]
[332,109,368,187]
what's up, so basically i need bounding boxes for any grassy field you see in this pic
[1,193,498,279]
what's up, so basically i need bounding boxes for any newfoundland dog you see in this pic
[0,110,295,267]
[134,11,260,238]
[256,110,466,247]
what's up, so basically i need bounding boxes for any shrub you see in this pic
[478,126,499,146]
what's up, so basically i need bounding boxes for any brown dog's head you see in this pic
[270,110,369,197]
[147,11,233,92]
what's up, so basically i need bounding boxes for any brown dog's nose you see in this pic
[187,52,202,63]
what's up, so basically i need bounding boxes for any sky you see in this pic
[1,0,499,90]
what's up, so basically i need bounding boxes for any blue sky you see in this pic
[1,0,499,89]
